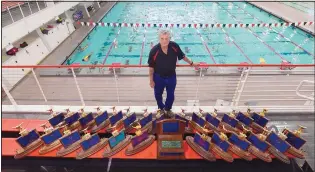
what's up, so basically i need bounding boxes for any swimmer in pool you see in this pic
[206,35,211,41]
[82,52,93,62]
[125,59,130,65]
[114,40,118,48]
[128,46,132,52]
[185,47,190,53]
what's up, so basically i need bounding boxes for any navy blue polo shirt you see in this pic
[148,41,185,77]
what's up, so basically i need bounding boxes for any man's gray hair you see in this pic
[158,29,171,38]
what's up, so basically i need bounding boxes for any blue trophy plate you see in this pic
[65,112,80,126]
[236,112,253,127]
[16,130,41,148]
[95,111,109,126]
[123,113,137,128]
[41,129,63,145]
[60,131,81,148]
[48,113,65,127]
[205,113,220,128]
[109,111,123,126]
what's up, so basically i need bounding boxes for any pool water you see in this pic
[67,2,314,65]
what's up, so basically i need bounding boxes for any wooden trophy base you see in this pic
[206,123,220,133]
[189,121,204,134]
[56,140,83,157]
[250,123,265,133]
[220,122,238,133]
[287,147,305,159]
[103,135,132,157]
[14,139,44,159]
[39,140,62,155]
[69,121,81,131]
[248,146,272,162]
[76,138,108,160]
[124,120,139,133]
[186,136,216,161]
[142,122,153,134]
[268,147,290,164]
[229,145,252,161]
[211,144,234,163]
[90,120,110,133]
[106,121,124,133]
[125,135,155,156]
[81,121,96,131]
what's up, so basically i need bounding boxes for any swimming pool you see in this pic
[66,2,314,65]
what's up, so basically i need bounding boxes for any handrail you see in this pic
[296,80,314,101]
[2,64,315,68]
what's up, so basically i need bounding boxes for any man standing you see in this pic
[148,30,197,118]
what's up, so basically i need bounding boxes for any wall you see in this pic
[2,2,79,49]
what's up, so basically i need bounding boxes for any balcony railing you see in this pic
[2,64,314,113]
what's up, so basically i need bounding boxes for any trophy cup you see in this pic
[38,123,63,154]
[76,129,108,160]
[236,108,253,131]
[13,123,43,159]
[175,108,192,133]
[78,107,96,131]
[210,129,234,163]
[282,125,307,159]
[220,110,239,133]
[190,108,207,133]
[125,123,155,156]
[250,109,269,133]
[205,108,221,133]
[263,129,291,164]
[122,107,138,133]
[64,108,81,131]
[57,128,83,157]
[90,107,110,133]
[47,108,65,128]
[186,125,216,161]
[106,106,124,133]
[246,126,272,162]
[103,129,132,157]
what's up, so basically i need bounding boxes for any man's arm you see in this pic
[149,67,154,81]
[183,56,193,65]
[148,49,156,88]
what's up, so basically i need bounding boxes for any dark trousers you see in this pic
[154,73,177,111]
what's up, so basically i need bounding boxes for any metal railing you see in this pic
[2,64,314,110]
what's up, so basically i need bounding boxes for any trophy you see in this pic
[175,108,192,133]
[64,108,81,131]
[57,128,83,157]
[235,108,253,131]
[250,109,269,133]
[122,107,138,133]
[205,108,221,133]
[220,110,239,133]
[263,129,291,164]
[103,129,132,157]
[151,108,165,134]
[186,125,216,161]
[246,127,272,162]
[38,123,63,154]
[190,108,207,133]
[47,108,65,128]
[90,107,110,133]
[282,125,307,159]
[78,107,96,131]
[13,123,43,159]
[210,129,234,163]
[125,123,155,156]
[106,106,124,133]
[76,129,108,160]
[138,108,154,133]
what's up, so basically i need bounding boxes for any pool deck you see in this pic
[249,2,315,35]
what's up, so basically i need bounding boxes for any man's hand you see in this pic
[192,62,200,67]
[150,80,155,88]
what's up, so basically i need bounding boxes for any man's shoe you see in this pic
[164,109,174,119]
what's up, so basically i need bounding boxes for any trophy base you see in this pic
[56,140,83,157]
[106,121,124,133]
[14,139,44,159]
[76,138,108,160]
[90,120,110,133]
[229,145,252,161]
[220,122,238,133]
[268,147,290,164]
[69,121,81,131]
[142,122,153,134]
[211,144,234,163]
[39,140,62,154]
[81,121,96,131]
[206,123,220,133]
[185,127,193,133]
[287,147,305,159]
[250,123,265,134]
[186,136,216,162]
[103,135,132,157]
[189,121,204,134]
[248,146,272,162]
[124,120,139,133]
[125,135,155,156]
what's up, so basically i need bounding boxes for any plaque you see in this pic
[76,129,108,160]
[205,109,221,132]
[106,107,124,133]
[123,107,138,133]
[220,111,239,133]
[47,109,65,128]
[13,123,44,159]
[57,129,83,157]
[246,129,272,162]
[282,125,306,159]
[236,109,253,131]
[90,107,110,133]
[78,108,96,130]
[264,130,291,164]
[190,109,206,133]
[186,125,216,161]
[251,109,269,133]
[175,108,192,133]
[39,123,63,154]
[103,129,132,157]
[228,132,252,161]
[64,108,81,131]
[156,119,186,160]
[125,123,155,156]
[211,132,234,162]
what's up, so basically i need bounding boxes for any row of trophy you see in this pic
[12,107,306,164]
